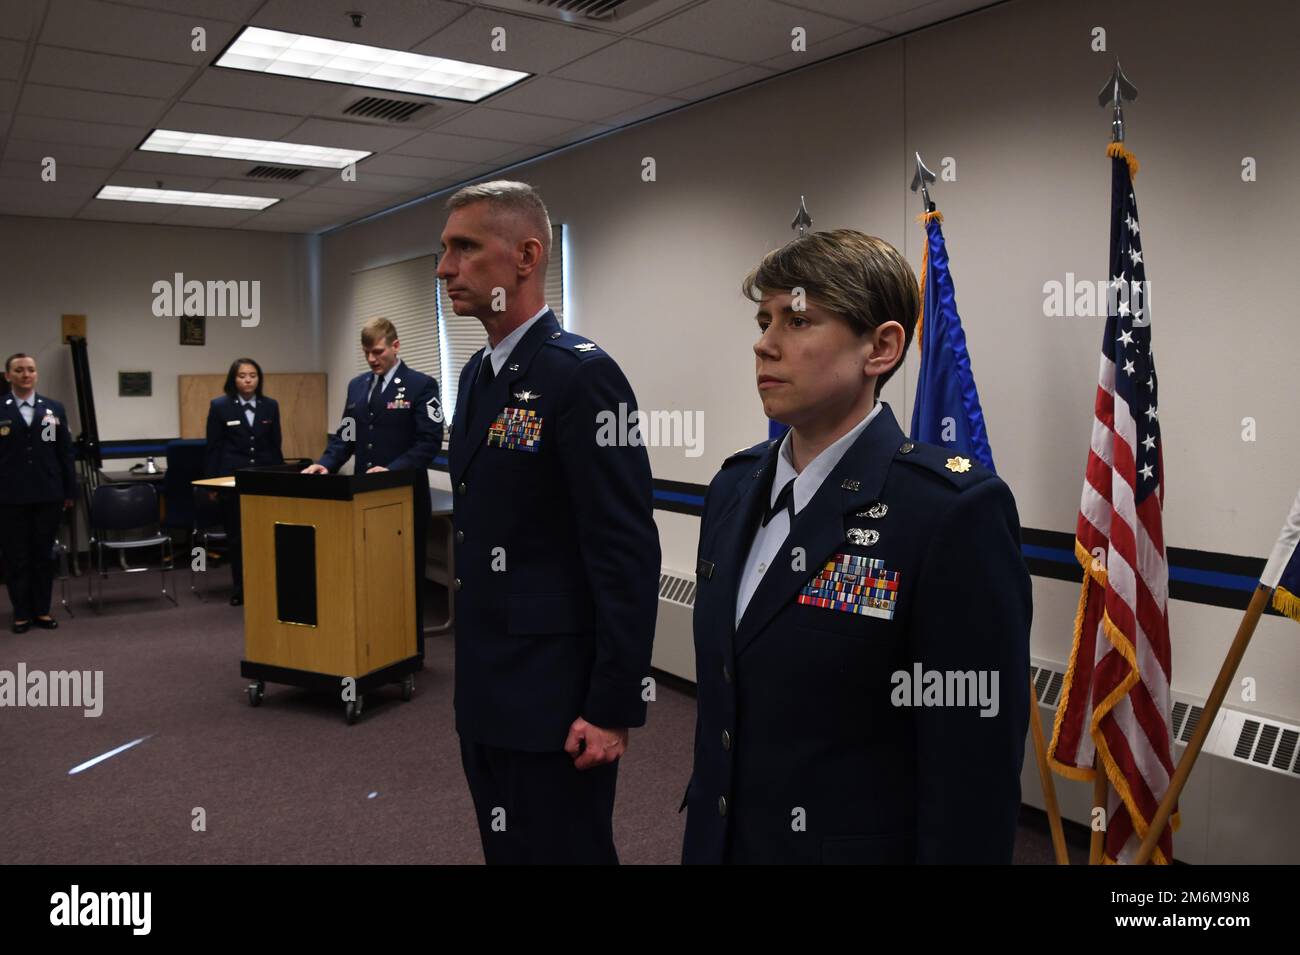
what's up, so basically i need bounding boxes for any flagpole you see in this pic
[1133,584,1272,864]
[1088,753,1109,864]
[1027,674,1070,863]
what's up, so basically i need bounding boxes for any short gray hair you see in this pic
[445,180,552,260]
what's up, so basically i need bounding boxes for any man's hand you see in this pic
[564,718,628,770]
[301,463,328,474]
[365,465,389,473]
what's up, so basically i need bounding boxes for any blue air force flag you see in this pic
[909,212,996,472]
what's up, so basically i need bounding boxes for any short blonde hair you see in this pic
[360,317,398,347]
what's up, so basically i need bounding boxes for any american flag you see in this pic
[1048,145,1177,864]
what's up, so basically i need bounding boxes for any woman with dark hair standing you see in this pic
[204,358,282,605]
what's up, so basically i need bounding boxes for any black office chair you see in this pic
[87,483,177,612]
[189,485,229,600]
[52,532,74,618]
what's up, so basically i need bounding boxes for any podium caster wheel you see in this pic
[345,698,363,725]
[401,674,415,702]
[247,682,264,707]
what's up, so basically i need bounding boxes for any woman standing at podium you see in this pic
[205,358,282,606]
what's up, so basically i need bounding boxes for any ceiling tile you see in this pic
[486,76,655,122]
[0,38,24,81]
[667,63,777,100]
[597,96,688,127]
[208,177,312,199]
[294,185,399,207]
[0,159,105,186]
[431,107,581,145]
[40,0,238,66]
[0,200,81,218]
[18,84,166,126]
[104,170,219,192]
[183,69,343,115]
[0,176,97,204]
[391,129,520,163]
[634,0,857,63]
[0,79,17,111]
[8,114,145,148]
[866,0,994,34]
[106,0,265,23]
[771,0,924,26]
[78,198,175,222]
[348,152,473,179]
[119,149,289,179]
[27,46,196,98]
[250,0,468,51]
[553,40,742,97]
[287,117,425,152]
[412,8,617,74]
[155,206,262,228]
[761,22,887,70]
[538,122,614,149]
[159,102,304,140]
[0,0,44,41]
[3,138,129,168]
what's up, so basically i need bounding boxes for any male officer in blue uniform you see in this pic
[0,354,76,633]
[303,318,443,655]
[439,181,659,864]
[682,230,1031,864]
[205,357,283,605]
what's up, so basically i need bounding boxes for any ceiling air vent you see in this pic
[516,0,663,22]
[246,165,304,181]
[343,96,426,123]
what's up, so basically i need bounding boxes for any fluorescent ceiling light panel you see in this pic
[139,129,369,169]
[215,26,530,102]
[96,185,279,211]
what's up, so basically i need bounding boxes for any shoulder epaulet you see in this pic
[892,439,993,490]
[721,439,773,469]
[543,329,604,360]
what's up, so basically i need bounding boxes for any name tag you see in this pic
[487,407,542,453]
[798,552,901,621]
[226,420,241,426]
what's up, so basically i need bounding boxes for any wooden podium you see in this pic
[236,468,422,723]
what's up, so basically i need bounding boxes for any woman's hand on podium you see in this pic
[366,466,389,473]
[301,464,328,474]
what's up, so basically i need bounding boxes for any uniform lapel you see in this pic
[732,405,905,656]
[704,440,780,658]
[451,311,559,484]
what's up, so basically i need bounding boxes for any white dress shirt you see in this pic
[238,395,257,426]
[14,394,36,427]
[483,305,550,377]
[734,401,883,627]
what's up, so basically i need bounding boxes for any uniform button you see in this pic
[455,530,464,543]
[900,440,915,454]
[721,729,732,751]
[717,796,728,817]
[457,483,466,495]
[453,578,462,591]
[722,664,731,683]
[367,443,373,449]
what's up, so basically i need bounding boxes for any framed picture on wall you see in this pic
[119,371,152,397]
[180,315,206,346]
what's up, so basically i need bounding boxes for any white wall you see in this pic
[0,215,318,442]
[317,0,1300,721]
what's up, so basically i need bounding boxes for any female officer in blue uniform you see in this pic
[0,353,76,633]
[681,231,1032,864]
[204,357,282,605]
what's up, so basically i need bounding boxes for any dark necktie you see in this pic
[762,477,796,527]
[468,354,494,418]
[367,373,383,414]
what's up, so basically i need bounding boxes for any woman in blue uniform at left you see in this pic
[204,358,282,605]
